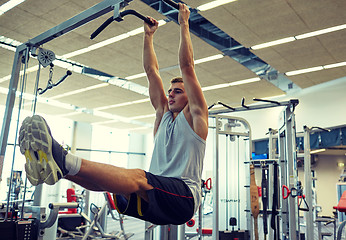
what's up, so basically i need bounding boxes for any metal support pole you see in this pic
[278,113,289,238]
[303,126,314,240]
[285,109,299,240]
[0,48,23,182]
[268,128,278,240]
[278,106,299,240]
[213,115,220,240]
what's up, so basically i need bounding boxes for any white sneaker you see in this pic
[19,115,68,185]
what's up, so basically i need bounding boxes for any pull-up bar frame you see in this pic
[0,0,131,180]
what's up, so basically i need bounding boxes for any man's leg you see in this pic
[19,115,153,200]
[67,162,153,201]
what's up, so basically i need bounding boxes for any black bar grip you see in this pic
[162,0,179,10]
[91,10,154,39]
[54,70,72,86]
[119,10,154,26]
[90,16,114,39]
[253,98,281,105]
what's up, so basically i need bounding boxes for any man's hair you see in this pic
[170,77,183,84]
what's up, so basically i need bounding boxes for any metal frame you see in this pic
[267,128,278,240]
[277,106,299,240]
[0,0,130,184]
[211,115,252,240]
[303,126,314,240]
[209,99,300,240]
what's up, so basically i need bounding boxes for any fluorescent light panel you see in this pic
[94,98,150,111]
[194,54,224,64]
[310,149,326,154]
[251,23,346,50]
[129,113,155,120]
[202,77,260,91]
[285,61,346,76]
[197,0,237,11]
[251,37,295,50]
[0,0,25,15]
[285,66,323,76]
[295,24,346,39]
[50,83,109,100]
[324,61,346,69]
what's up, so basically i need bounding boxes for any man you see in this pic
[19,3,208,225]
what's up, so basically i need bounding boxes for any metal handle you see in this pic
[282,185,290,199]
[162,0,179,9]
[91,9,154,39]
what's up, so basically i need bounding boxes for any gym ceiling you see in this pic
[1,0,346,133]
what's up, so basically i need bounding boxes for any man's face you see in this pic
[167,82,188,112]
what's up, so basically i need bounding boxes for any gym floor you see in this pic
[104,214,337,240]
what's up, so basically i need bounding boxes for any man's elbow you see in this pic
[180,62,195,73]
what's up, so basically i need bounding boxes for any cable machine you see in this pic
[209,115,252,240]
[208,98,299,240]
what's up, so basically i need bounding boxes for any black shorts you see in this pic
[113,172,194,225]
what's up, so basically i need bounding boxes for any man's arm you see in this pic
[178,4,208,140]
[143,17,168,134]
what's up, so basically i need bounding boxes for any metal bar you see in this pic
[278,110,289,239]
[212,115,220,240]
[218,131,249,137]
[0,48,23,182]
[27,0,126,47]
[303,126,314,240]
[267,129,277,240]
[285,109,299,240]
[209,99,299,115]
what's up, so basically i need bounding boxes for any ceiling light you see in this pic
[202,83,231,91]
[127,27,144,36]
[295,24,346,39]
[195,54,224,64]
[126,126,151,131]
[129,113,155,120]
[324,61,346,69]
[285,66,324,76]
[50,83,109,99]
[337,162,345,167]
[94,98,150,111]
[251,23,346,50]
[91,119,119,125]
[251,37,296,50]
[229,77,260,86]
[197,0,237,11]
[0,0,25,15]
[126,72,147,80]
[93,110,118,119]
[310,148,326,154]
[202,77,260,91]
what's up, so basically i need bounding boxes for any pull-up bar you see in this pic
[208,98,299,115]
[91,9,154,39]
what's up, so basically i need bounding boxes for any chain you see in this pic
[48,63,54,85]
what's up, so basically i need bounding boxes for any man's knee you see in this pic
[131,169,153,191]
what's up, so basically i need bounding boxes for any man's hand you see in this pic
[144,16,159,35]
[178,3,190,25]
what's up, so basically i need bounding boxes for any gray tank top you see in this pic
[149,111,206,213]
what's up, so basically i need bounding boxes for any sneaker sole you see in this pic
[19,115,63,185]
